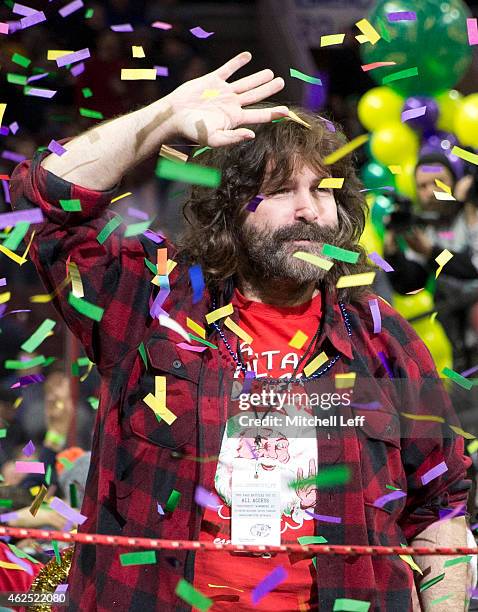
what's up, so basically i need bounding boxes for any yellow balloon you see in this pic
[412,319,453,373]
[357,87,405,132]
[394,158,417,201]
[436,89,463,133]
[370,123,419,166]
[359,221,383,257]
[454,93,478,148]
[393,291,434,320]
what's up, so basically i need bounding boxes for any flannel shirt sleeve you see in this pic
[9,150,158,372]
[396,334,471,542]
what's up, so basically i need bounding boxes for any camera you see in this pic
[383,193,442,233]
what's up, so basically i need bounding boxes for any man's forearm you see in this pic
[41,94,178,191]
[411,516,471,611]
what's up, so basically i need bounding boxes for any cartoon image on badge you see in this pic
[250,523,271,538]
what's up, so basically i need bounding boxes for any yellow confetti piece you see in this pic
[111,191,132,203]
[0,103,6,126]
[355,34,370,44]
[30,274,70,303]
[336,271,376,288]
[167,259,177,275]
[224,317,253,345]
[449,425,476,440]
[68,261,84,298]
[201,89,220,100]
[468,439,478,455]
[13,397,22,409]
[355,18,381,44]
[47,50,74,60]
[378,295,392,307]
[324,134,369,165]
[451,146,478,166]
[292,251,334,271]
[319,177,344,189]
[429,311,438,324]
[335,372,356,389]
[155,375,166,397]
[405,287,424,295]
[143,393,176,425]
[0,560,24,571]
[435,249,453,279]
[121,68,157,80]
[435,179,452,195]
[401,412,445,423]
[0,291,11,304]
[187,317,206,339]
[399,554,423,575]
[132,45,145,58]
[160,144,188,163]
[388,165,402,175]
[0,244,26,265]
[79,360,93,383]
[289,330,308,350]
[21,229,35,262]
[205,303,234,324]
[208,584,244,593]
[303,351,328,377]
[287,110,311,129]
[320,33,346,46]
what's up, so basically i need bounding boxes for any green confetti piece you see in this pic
[81,87,93,98]
[156,158,221,188]
[124,220,152,237]
[71,356,92,376]
[376,17,391,42]
[430,594,452,606]
[68,293,104,322]
[21,319,56,353]
[45,464,52,486]
[97,215,123,244]
[188,334,218,349]
[11,53,31,68]
[322,244,359,264]
[7,73,27,85]
[43,356,56,368]
[138,342,148,368]
[297,536,328,545]
[3,0,13,8]
[382,67,419,85]
[51,541,61,565]
[165,489,181,512]
[87,396,99,410]
[170,189,186,199]
[0,499,12,508]
[419,572,445,593]
[192,146,211,158]
[59,199,82,212]
[289,68,322,86]
[144,257,157,275]
[385,484,401,490]
[85,7,94,18]
[0,474,4,482]
[442,367,473,390]
[0,429,6,438]
[119,550,157,566]
[291,464,351,490]
[333,598,371,612]
[7,543,39,564]
[4,355,46,370]
[3,221,29,251]
[444,555,471,567]
[58,458,74,471]
[175,578,212,612]
[79,107,104,120]
[69,483,78,508]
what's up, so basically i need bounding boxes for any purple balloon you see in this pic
[419,143,465,180]
[423,130,458,153]
[402,96,439,132]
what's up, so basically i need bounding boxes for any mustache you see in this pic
[271,223,339,244]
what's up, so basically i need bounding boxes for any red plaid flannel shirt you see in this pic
[10,151,471,611]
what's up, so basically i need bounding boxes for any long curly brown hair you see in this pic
[178,105,372,303]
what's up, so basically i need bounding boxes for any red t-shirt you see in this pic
[194,289,323,611]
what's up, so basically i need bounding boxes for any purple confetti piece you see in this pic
[157,502,164,515]
[189,264,205,304]
[11,374,45,388]
[0,511,19,522]
[0,127,9,136]
[50,496,87,525]
[22,440,35,457]
[9,122,19,134]
[438,503,466,521]
[360,186,395,193]
[189,26,214,39]
[143,229,164,244]
[378,351,394,378]
[127,207,149,220]
[369,298,381,334]
[2,309,31,318]
[155,66,169,77]
[387,11,417,21]
[48,139,67,156]
[401,106,427,123]
[420,165,443,173]
[150,288,170,318]
[194,485,221,509]
[350,401,382,410]
[5,549,33,575]
[54,584,69,595]
[470,522,478,531]
[246,194,264,212]
[373,490,406,508]
[0,305,7,318]
[70,62,84,77]
[56,47,90,68]
[111,23,133,32]
[25,87,57,99]
[20,11,46,29]
[27,72,49,84]
[0,208,44,229]
[368,251,394,272]
[59,0,84,18]
[421,461,448,486]
[13,3,37,16]
[2,150,26,163]
[461,364,478,378]
[0,278,6,286]
[8,21,22,35]
[305,510,342,523]
[2,179,10,204]
[252,566,288,604]
[241,370,255,395]
[318,115,336,132]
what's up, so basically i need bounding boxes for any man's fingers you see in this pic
[238,78,285,107]
[241,106,290,125]
[208,128,255,147]
[215,51,252,81]
[230,68,275,94]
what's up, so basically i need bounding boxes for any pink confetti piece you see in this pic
[111,23,133,32]
[13,2,37,16]
[189,26,214,39]
[421,461,448,486]
[438,231,454,241]
[467,18,478,45]
[127,207,149,220]
[401,106,427,122]
[1,150,26,163]
[373,490,406,508]
[70,62,85,77]
[59,0,83,18]
[50,496,87,524]
[48,139,67,156]
[361,61,396,72]
[252,566,287,604]
[56,48,90,67]
[368,252,394,272]
[194,485,221,509]
[15,461,44,474]
[0,22,9,34]
[20,11,46,29]
[378,351,394,378]
[25,87,57,98]
[11,374,45,388]
[9,122,18,134]
[155,65,169,77]
[246,194,263,212]
[0,209,44,229]
[5,550,33,575]
[151,21,172,30]
[369,298,381,333]
[304,510,342,523]
[0,511,19,522]
[176,342,207,352]
[22,440,35,457]
[387,11,417,21]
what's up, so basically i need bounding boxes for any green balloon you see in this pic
[361,0,472,97]
[370,194,394,239]
[361,161,396,190]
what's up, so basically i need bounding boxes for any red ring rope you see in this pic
[0,526,477,556]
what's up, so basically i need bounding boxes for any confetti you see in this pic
[361,61,397,72]
[355,19,381,44]
[246,195,264,212]
[401,413,445,423]
[5,355,46,370]
[11,52,31,68]
[156,158,221,187]
[449,425,476,439]
[320,34,346,46]
[29,484,48,516]
[0,559,23,570]
[292,251,334,271]
[387,11,417,21]
[48,50,74,60]
[160,144,188,163]
[467,18,478,45]
[368,298,381,333]
[289,68,322,86]
[151,21,173,30]
[336,272,376,288]
[24,87,57,99]
[22,440,35,456]
[155,66,169,77]
[50,496,87,524]
[382,67,419,85]
[120,551,157,566]
[442,366,473,390]
[303,351,328,377]
[378,351,394,378]
[319,177,344,189]
[444,555,472,567]
[304,511,342,524]
[59,0,84,18]
[289,330,308,350]
[111,23,133,32]
[324,134,369,165]
[189,264,205,304]
[175,579,212,611]
[56,48,90,67]
[97,216,123,244]
[124,220,151,237]
[401,106,427,122]
[451,146,478,166]
[20,11,46,29]
[190,26,214,39]
[373,490,406,508]
[433,191,455,201]
[165,489,181,512]
[252,566,287,605]
[205,303,234,324]
[335,372,356,389]
[79,107,104,119]
[0,292,11,304]
[333,598,371,611]
[367,252,394,272]
[224,317,253,345]
[194,486,220,509]
[15,461,44,474]
[48,140,67,156]
[420,573,445,592]
[121,69,157,80]
[111,192,132,204]
[132,46,145,58]
[143,393,176,425]
[187,317,206,339]
[68,293,104,322]
[0,209,44,229]
[322,244,359,263]
[421,461,448,486]
[159,314,190,342]
[177,343,207,353]
[21,319,56,353]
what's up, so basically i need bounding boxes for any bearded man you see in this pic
[10,52,472,611]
